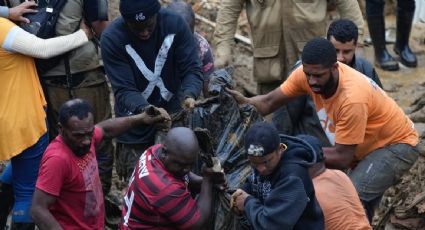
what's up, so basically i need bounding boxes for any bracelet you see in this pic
[0,6,9,18]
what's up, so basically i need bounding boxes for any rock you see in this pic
[410,108,425,123]
[411,93,425,113]
[416,140,425,157]
[384,82,402,92]
[414,123,425,138]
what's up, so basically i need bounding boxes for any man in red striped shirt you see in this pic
[121,127,223,229]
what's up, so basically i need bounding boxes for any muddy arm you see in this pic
[97,108,170,139]
[227,87,292,116]
[323,144,356,169]
[31,189,63,230]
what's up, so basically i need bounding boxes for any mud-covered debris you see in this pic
[383,82,402,93]
[411,93,425,113]
[375,154,425,230]
[409,107,425,123]
[194,128,214,167]
[182,67,263,229]
[207,66,234,96]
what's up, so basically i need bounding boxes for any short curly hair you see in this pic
[327,19,358,44]
[301,37,337,68]
[58,98,93,127]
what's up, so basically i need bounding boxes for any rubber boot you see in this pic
[394,9,417,67]
[0,182,14,230]
[10,222,35,230]
[367,15,399,71]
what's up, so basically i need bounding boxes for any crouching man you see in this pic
[121,127,226,229]
[31,98,170,229]
[231,122,324,230]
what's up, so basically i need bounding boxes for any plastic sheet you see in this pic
[175,67,263,229]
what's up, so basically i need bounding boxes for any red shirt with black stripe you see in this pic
[121,144,200,229]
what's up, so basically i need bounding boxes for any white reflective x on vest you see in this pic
[125,34,175,101]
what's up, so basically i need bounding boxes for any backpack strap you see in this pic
[3,0,11,8]
[96,0,108,21]
[64,53,74,98]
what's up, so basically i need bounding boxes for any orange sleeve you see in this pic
[335,103,368,145]
[0,18,17,45]
[280,66,309,98]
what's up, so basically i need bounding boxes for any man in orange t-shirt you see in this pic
[305,134,371,230]
[227,38,419,221]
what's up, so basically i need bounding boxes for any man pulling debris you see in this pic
[228,38,419,222]
[121,127,226,229]
[101,0,203,181]
[231,122,324,230]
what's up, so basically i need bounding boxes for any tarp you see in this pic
[173,67,263,229]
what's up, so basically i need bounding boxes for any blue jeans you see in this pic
[349,143,419,221]
[11,132,48,223]
[0,163,12,184]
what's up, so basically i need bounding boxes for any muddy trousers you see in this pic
[41,68,114,195]
[349,144,419,222]
[115,143,150,181]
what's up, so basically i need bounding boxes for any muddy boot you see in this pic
[394,9,417,67]
[367,15,399,71]
[0,182,14,229]
[10,222,35,230]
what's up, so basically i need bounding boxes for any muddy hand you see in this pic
[230,189,246,215]
[202,166,224,183]
[155,107,172,131]
[210,158,227,191]
[79,19,93,40]
[182,97,196,111]
[144,107,171,131]
[234,189,249,212]
[8,1,37,23]
[139,106,171,127]
[209,171,227,191]
[225,87,248,105]
[230,190,240,209]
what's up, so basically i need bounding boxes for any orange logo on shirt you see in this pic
[320,116,336,133]
[317,108,336,145]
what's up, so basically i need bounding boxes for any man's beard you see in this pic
[322,72,337,94]
[310,72,337,95]
[73,145,90,157]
